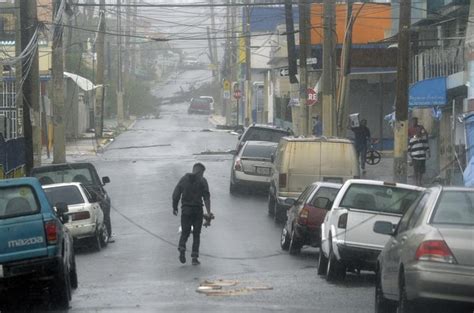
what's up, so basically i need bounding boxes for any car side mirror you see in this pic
[271,153,275,163]
[102,176,110,185]
[55,202,69,223]
[284,198,296,206]
[373,221,396,236]
[237,135,242,140]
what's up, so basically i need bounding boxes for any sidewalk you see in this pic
[41,118,136,164]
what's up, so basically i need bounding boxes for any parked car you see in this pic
[31,162,111,220]
[281,182,341,255]
[188,96,214,115]
[0,177,77,309]
[230,141,278,193]
[318,179,423,281]
[43,183,108,251]
[269,137,359,223]
[235,124,291,154]
[374,186,474,313]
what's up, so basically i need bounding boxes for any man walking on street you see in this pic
[172,163,211,265]
[350,119,371,173]
[409,128,430,186]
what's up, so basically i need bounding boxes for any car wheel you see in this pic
[375,269,396,313]
[397,275,418,313]
[268,194,275,216]
[70,253,78,289]
[274,202,286,223]
[229,181,238,194]
[289,228,301,255]
[51,263,71,309]
[280,227,290,251]
[326,243,346,282]
[99,224,109,248]
[317,249,328,275]
[92,228,102,252]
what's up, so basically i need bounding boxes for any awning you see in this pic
[409,77,447,107]
[64,72,98,91]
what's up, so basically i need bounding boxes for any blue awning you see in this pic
[409,77,447,107]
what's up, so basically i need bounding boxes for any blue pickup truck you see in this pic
[0,177,77,309]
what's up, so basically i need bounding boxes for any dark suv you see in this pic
[235,124,292,153]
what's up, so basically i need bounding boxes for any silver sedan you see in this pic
[374,186,474,313]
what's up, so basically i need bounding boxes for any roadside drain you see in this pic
[196,279,273,296]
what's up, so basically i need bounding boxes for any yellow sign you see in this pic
[223,80,230,91]
[238,35,246,64]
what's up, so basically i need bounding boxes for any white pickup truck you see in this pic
[318,179,423,281]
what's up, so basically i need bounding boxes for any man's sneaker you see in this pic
[179,251,186,264]
[192,258,200,265]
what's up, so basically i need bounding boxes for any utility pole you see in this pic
[131,0,137,74]
[231,0,237,125]
[224,0,232,125]
[245,0,252,126]
[116,0,124,124]
[18,0,41,173]
[336,0,354,137]
[94,0,106,139]
[207,26,215,73]
[322,0,336,136]
[393,0,411,183]
[52,0,66,164]
[210,0,218,80]
[298,0,311,136]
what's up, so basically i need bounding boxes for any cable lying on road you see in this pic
[108,144,172,150]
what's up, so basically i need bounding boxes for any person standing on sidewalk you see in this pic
[172,163,212,265]
[349,119,371,173]
[408,128,430,186]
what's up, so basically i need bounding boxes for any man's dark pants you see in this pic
[178,206,203,258]
[356,144,367,170]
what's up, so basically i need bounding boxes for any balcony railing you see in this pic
[411,46,464,83]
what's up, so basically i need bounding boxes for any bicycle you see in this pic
[366,139,382,165]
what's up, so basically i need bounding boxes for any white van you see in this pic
[269,137,359,222]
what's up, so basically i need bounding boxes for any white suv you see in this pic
[318,179,423,281]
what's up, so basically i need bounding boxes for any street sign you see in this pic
[279,68,289,77]
[306,88,317,106]
[223,80,230,91]
[233,90,242,99]
[297,58,318,66]
[223,91,230,99]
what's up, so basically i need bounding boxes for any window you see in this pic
[397,193,429,234]
[33,168,94,185]
[310,187,340,209]
[431,191,474,226]
[243,128,289,143]
[242,144,277,159]
[0,186,39,218]
[297,185,317,205]
[45,186,85,206]
[340,184,421,214]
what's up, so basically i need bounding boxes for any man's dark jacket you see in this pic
[172,173,210,214]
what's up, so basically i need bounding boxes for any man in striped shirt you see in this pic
[408,127,430,186]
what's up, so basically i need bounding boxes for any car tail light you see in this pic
[72,211,91,221]
[279,173,287,188]
[337,213,348,229]
[44,221,58,245]
[234,159,242,171]
[298,205,310,225]
[415,240,457,264]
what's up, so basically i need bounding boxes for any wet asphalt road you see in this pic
[9,70,374,312]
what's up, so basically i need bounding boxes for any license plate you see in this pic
[0,264,4,278]
[256,167,270,175]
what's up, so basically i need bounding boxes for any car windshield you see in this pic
[33,168,94,186]
[45,186,85,206]
[242,144,277,159]
[340,184,421,214]
[0,186,39,218]
[243,128,289,143]
[431,191,474,226]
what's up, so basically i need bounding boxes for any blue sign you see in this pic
[409,77,447,107]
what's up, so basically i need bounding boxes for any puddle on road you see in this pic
[196,279,273,297]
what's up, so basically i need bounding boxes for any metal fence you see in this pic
[411,46,465,83]
[0,79,18,140]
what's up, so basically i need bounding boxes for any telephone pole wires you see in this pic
[393,0,411,183]
[322,0,336,136]
[94,0,106,139]
[52,0,66,164]
[116,0,124,125]
[18,0,41,173]
[245,0,252,126]
[298,0,311,136]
